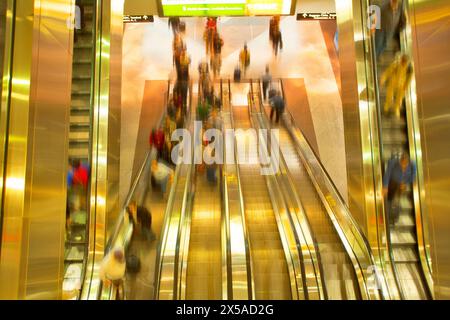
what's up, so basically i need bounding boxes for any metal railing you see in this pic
[279,78,388,300]
[252,79,325,300]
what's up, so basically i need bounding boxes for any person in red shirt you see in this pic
[149,128,165,159]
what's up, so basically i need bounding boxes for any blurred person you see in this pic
[234,65,241,82]
[71,159,89,212]
[372,0,406,58]
[204,17,218,55]
[213,32,224,56]
[66,161,74,235]
[164,116,177,161]
[178,49,191,82]
[383,153,416,225]
[271,28,283,56]
[210,54,222,77]
[269,90,285,123]
[149,128,165,159]
[99,246,126,300]
[150,159,173,196]
[380,54,413,117]
[239,43,250,76]
[261,65,272,101]
[74,0,85,43]
[168,17,180,35]
[127,201,155,242]
[204,141,218,184]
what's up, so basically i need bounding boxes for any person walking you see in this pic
[261,66,272,101]
[383,152,416,225]
[239,43,250,76]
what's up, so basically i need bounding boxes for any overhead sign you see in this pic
[159,0,296,17]
[296,12,336,20]
[123,15,154,23]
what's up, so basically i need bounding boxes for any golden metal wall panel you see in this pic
[0,0,15,245]
[0,0,72,299]
[81,0,123,300]
[408,0,450,299]
[336,0,402,300]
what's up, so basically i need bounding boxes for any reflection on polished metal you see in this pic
[336,0,402,300]
[221,80,253,300]
[0,0,72,299]
[407,0,450,299]
[252,80,324,300]
[0,0,13,249]
[279,78,387,300]
[248,81,306,300]
[81,0,123,300]
[231,82,294,300]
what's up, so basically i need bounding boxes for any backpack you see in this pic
[126,254,141,274]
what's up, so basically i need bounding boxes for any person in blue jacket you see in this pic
[383,152,415,225]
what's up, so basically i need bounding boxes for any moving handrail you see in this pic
[154,81,195,300]
[279,78,389,300]
[222,79,254,299]
[251,80,325,300]
[246,82,306,300]
[90,80,171,300]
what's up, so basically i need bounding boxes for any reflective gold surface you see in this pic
[336,0,402,300]
[81,0,123,300]
[0,0,72,299]
[408,0,450,299]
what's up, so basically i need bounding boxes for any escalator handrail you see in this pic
[176,82,199,299]
[254,79,326,300]
[279,78,388,300]
[248,80,307,300]
[97,80,171,300]
[226,79,255,299]
[367,17,405,300]
[399,26,433,298]
[219,79,230,299]
[154,81,193,299]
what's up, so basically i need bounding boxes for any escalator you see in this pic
[64,0,96,299]
[154,82,197,300]
[184,83,223,300]
[375,34,431,299]
[260,79,389,300]
[254,81,360,300]
[230,83,293,300]
[98,80,187,300]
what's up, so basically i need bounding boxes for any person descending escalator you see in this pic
[383,152,416,225]
[127,201,155,243]
[269,90,285,124]
[261,65,272,102]
[204,139,218,184]
[149,128,165,159]
[380,53,413,118]
[371,0,406,58]
[99,246,126,300]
